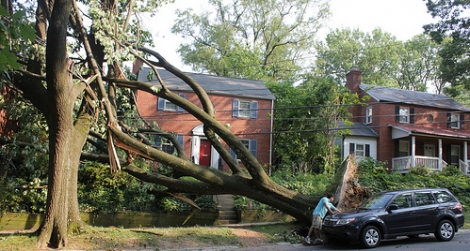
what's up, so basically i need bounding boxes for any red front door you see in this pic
[199,139,211,167]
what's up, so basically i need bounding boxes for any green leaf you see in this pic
[0,5,8,16]
[150,85,160,93]
[19,23,36,41]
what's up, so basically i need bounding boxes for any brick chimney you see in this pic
[132,59,144,75]
[346,67,361,91]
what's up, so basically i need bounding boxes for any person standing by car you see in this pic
[305,193,340,245]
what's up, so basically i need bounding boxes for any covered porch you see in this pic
[390,125,470,176]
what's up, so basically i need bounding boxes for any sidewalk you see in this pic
[158,242,307,251]
[158,221,307,251]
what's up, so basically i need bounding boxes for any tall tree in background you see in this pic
[314,28,402,87]
[399,34,444,93]
[172,0,330,83]
[424,0,470,104]
[172,0,358,173]
[269,77,362,174]
[314,28,443,92]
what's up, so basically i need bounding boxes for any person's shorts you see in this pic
[311,214,322,230]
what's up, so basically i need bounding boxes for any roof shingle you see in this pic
[360,84,470,112]
[137,68,275,100]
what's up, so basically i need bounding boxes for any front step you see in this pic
[215,195,239,224]
[217,219,239,225]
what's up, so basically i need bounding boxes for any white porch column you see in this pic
[438,139,443,171]
[411,136,416,167]
[464,141,468,173]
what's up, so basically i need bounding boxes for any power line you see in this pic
[120,96,469,122]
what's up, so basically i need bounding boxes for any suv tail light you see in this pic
[456,203,463,211]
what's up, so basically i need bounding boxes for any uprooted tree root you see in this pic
[336,155,371,211]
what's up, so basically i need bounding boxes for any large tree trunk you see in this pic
[37,0,74,248]
[67,96,96,232]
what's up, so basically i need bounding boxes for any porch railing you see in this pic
[392,156,448,174]
[392,156,412,173]
[459,160,470,176]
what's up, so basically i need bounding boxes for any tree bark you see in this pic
[37,0,74,247]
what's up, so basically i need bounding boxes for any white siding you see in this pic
[342,136,377,161]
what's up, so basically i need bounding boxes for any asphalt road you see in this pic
[230,229,470,251]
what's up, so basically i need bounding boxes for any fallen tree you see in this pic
[2,0,346,248]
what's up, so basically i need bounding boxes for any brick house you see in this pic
[0,85,17,137]
[343,68,470,175]
[135,68,275,172]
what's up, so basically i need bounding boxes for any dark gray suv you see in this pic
[322,188,465,248]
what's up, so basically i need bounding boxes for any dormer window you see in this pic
[366,106,372,124]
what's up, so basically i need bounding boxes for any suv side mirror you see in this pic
[388,204,399,211]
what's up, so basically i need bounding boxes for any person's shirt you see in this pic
[312,197,336,218]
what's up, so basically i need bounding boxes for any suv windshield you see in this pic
[359,193,394,209]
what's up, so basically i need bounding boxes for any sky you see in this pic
[147,0,436,72]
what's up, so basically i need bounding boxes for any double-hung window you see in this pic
[157,94,186,112]
[154,135,184,154]
[349,143,370,160]
[395,106,415,124]
[232,99,258,118]
[239,101,251,117]
[163,100,177,111]
[399,107,409,123]
[449,113,460,129]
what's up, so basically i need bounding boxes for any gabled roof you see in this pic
[337,121,378,138]
[390,124,470,140]
[137,68,275,100]
[360,84,470,112]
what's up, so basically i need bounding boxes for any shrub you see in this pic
[357,161,470,210]
[234,170,337,210]
[441,165,464,177]
[358,157,388,174]
[408,165,433,176]
[78,162,158,213]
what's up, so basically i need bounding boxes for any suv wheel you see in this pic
[435,219,455,241]
[360,225,381,248]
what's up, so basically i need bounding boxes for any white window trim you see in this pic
[158,94,186,112]
[233,99,258,118]
[355,143,365,159]
[164,99,177,111]
[238,100,252,118]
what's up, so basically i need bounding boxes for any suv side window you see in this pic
[415,192,436,206]
[433,191,453,203]
[392,193,413,209]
